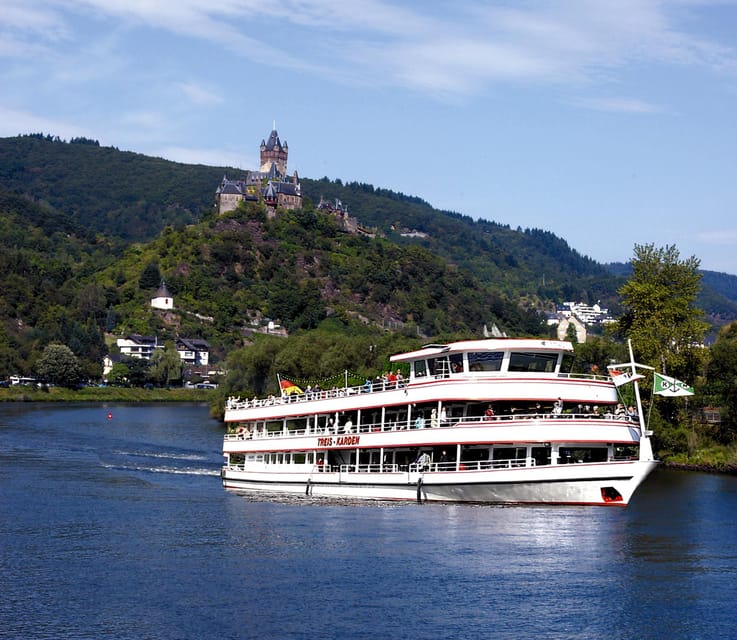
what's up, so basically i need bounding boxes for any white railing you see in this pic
[225,372,616,412]
[225,379,408,411]
[223,411,638,440]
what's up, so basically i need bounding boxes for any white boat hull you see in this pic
[222,459,657,506]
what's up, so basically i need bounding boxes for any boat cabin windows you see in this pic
[448,353,464,374]
[409,350,561,378]
[413,360,428,378]
[467,351,504,372]
[613,445,638,460]
[558,446,608,464]
[531,446,551,466]
[492,447,527,468]
[560,353,575,374]
[508,352,558,373]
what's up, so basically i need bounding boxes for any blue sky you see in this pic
[2,1,737,275]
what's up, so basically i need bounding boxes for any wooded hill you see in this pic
[1,134,736,379]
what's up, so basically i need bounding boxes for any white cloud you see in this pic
[567,96,666,113]
[6,1,737,98]
[153,145,254,169]
[0,105,88,139]
[697,228,737,246]
[175,82,223,106]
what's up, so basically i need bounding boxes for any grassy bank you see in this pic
[0,385,220,404]
[662,442,737,475]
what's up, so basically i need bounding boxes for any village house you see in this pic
[114,334,210,365]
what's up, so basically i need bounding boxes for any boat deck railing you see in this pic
[225,372,612,412]
[224,411,639,441]
[223,458,535,474]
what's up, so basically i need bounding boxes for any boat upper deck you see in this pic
[224,338,617,422]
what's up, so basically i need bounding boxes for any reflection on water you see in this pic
[2,404,737,640]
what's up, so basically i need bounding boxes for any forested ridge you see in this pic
[1,133,737,380]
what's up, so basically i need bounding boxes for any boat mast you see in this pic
[627,340,654,462]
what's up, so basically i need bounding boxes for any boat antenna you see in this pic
[627,340,654,462]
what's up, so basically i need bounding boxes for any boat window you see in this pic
[467,351,503,372]
[386,407,409,430]
[449,353,463,373]
[287,417,307,433]
[531,446,551,466]
[613,445,638,460]
[561,353,575,374]
[558,447,608,464]
[266,420,283,434]
[293,453,306,464]
[428,356,455,378]
[414,360,427,378]
[427,358,440,377]
[508,352,558,373]
[492,447,526,461]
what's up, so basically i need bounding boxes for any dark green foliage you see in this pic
[705,322,737,441]
[223,332,421,400]
[139,263,161,291]
[0,135,229,241]
[123,356,151,387]
[2,134,737,400]
[301,177,613,304]
[35,343,83,387]
[617,244,708,378]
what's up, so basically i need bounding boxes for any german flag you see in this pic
[279,378,303,396]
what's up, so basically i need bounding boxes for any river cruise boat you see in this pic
[222,338,657,506]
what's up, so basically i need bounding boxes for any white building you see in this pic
[559,301,614,326]
[176,337,210,368]
[116,334,163,360]
[151,281,174,311]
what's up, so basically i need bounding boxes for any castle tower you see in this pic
[259,125,288,175]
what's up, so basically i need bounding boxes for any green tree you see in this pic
[122,356,151,387]
[705,321,737,441]
[617,244,708,454]
[617,244,708,379]
[107,362,130,386]
[35,343,83,386]
[149,344,183,387]
[139,262,161,291]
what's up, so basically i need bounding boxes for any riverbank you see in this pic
[664,460,737,475]
[0,386,219,404]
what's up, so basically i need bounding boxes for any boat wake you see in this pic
[113,449,209,462]
[101,447,220,479]
[102,461,220,477]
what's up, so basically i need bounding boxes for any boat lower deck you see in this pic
[222,458,657,506]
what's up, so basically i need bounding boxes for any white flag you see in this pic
[608,367,644,387]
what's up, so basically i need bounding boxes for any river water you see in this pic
[2,403,736,640]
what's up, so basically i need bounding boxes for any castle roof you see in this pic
[216,175,245,195]
[263,181,277,199]
[266,181,300,196]
[262,129,286,151]
[266,162,282,180]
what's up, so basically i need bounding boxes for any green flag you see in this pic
[653,372,694,397]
